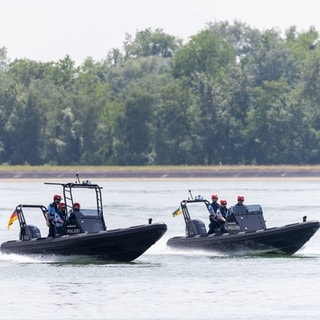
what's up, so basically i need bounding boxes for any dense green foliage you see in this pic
[1,22,320,165]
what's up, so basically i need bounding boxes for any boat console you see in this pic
[230,204,266,232]
[69,209,106,233]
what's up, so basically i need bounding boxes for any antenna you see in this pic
[76,174,80,183]
[188,189,193,200]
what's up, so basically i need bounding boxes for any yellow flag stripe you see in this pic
[7,211,18,230]
[172,208,182,217]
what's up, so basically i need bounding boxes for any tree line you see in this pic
[1,21,320,166]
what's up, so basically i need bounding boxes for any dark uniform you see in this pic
[208,209,217,234]
[208,194,221,234]
[216,199,228,232]
[210,194,220,213]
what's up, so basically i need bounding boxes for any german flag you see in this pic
[7,211,18,230]
[172,207,182,217]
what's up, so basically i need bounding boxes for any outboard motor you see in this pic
[20,225,41,240]
[28,225,41,238]
[186,219,207,236]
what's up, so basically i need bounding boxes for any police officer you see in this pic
[216,199,229,232]
[210,194,220,213]
[235,195,245,206]
[207,194,221,234]
[46,194,62,237]
[55,202,67,235]
[68,202,81,226]
[219,199,230,219]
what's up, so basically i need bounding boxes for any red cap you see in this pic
[237,195,244,201]
[211,194,218,200]
[73,202,80,209]
[54,194,62,200]
[58,202,66,209]
[220,199,227,205]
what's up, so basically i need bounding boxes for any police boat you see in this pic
[1,179,167,262]
[167,195,320,255]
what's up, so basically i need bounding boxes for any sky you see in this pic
[1,0,319,65]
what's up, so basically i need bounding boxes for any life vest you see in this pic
[210,202,220,213]
[54,211,67,227]
[47,203,58,221]
[220,207,230,219]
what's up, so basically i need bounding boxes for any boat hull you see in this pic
[1,223,167,262]
[167,221,320,255]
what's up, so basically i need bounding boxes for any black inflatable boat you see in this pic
[1,180,167,262]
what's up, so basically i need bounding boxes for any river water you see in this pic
[0,178,319,320]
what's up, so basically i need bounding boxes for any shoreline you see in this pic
[2,165,320,179]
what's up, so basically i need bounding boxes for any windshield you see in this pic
[185,201,210,219]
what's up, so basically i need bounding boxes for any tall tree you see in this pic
[113,92,153,165]
[154,80,195,164]
[5,93,42,164]
[124,28,182,58]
